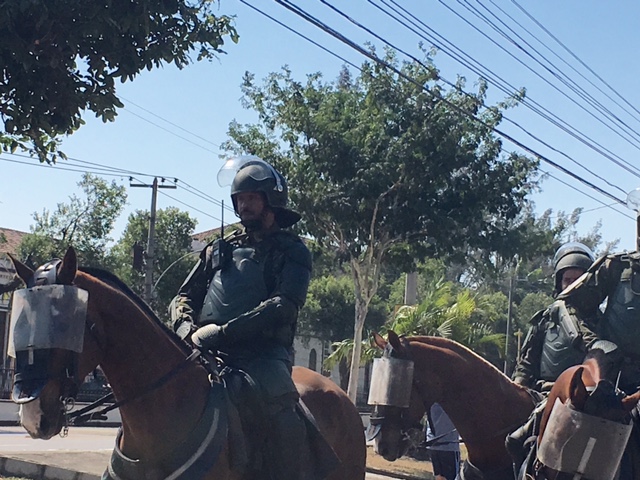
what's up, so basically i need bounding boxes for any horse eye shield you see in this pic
[538,398,632,480]
[8,285,88,356]
[368,357,414,408]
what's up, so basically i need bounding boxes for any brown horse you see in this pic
[529,348,640,480]
[369,331,536,480]
[8,247,366,480]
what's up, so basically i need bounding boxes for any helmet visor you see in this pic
[217,155,275,187]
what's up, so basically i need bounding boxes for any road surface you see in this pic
[0,426,406,479]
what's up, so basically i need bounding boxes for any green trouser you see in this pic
[224,354,307,479]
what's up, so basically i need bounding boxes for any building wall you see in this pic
[0,256,14,368]
[292,334,371,406]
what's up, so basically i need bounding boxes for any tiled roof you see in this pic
[0,227,28,256]
[192,222,243,242]
[192,226,223,244]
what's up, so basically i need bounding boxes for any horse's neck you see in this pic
[86,279,210,460]
[416,344,533,468]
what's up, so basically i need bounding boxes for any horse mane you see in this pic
[406,335,508,376]
[79,266,191,355]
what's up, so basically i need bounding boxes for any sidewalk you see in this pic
[0,450,110,480]
[0,425,116,480]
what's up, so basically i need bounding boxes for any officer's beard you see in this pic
[241,217,263,232]
[240,209,271,233]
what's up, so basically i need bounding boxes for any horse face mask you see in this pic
[368,356,415,408]
[8,285,88,403]
[538,398,633,480]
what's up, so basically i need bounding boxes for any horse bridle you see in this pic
[367,339,428,453]
[17,261,209,436]
[368,337,536,449]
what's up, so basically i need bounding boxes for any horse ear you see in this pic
[7,253,34,284]
[57,247,78,285]
[622,390,640,412]
[568,367,589,411]
[387,330,403,352]
[372,332,387,350]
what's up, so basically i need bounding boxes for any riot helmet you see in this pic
[218,155,301,228]
[552,242,595,294]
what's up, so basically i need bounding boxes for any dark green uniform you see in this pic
[513,300,599,389]
[171,227,313,479]
[559,252,640,392]
[172,228,312,395]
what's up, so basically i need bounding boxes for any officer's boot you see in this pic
[505,415,535,470]
[505,396,547,476]
[267,397,308,480]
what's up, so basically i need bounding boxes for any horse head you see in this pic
[367,330,430,461]
[369,331,536,479]
[535,348,640,480]
[8,247,105,439]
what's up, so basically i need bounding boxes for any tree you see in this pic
[224,51,539,400]
[0,0,238,162]
[300,273,386,390]
[18,173,127,266]
[109,207,198,318]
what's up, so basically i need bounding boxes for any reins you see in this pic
[64,267,218,426]
[67,349,207,425]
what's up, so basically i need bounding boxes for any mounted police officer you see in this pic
[507,243,604,475]
[170,155,312,479]
[512,242,598,390]
[558,247,640,394]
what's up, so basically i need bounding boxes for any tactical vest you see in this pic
[539,301,585,382]
[198,240,297,398]
[601,256,640,358]
[199,246,268,326]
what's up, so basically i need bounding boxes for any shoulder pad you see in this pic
[529,308,547,325]
[273,232,312,270]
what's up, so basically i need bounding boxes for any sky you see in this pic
[2,0,640,254]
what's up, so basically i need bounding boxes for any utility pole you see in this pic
[404,271,417,305]
[504,257,520,375]
[515,329,524,362]
[504,272,514,375]
[130,177,177,303]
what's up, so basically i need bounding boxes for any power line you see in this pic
[485,0,640,128]
[271,0,628,209]
[437,0,640,157]
[540,169,634,221]
[452,0,640,175]
[1,152,235,216]
[510,0,640,124]
[321,0,636,193]
[120,96,224,149]
[158,190,226,224]
[461,0,640,143]
[242,0,363,71]
[234,0,624,218]
[367,0,640,183]
[122,109,221,155]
